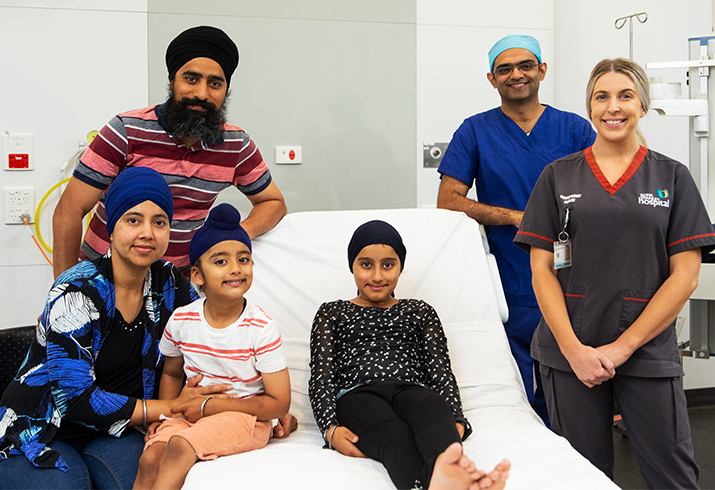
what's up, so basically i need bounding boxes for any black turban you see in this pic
[165,26,239,88]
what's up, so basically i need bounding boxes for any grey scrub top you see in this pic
[514,147,715,377]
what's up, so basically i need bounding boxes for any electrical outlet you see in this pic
[4,187,35,224]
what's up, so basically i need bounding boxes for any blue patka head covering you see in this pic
[347,220,406,272]
[189,203,251,265]
[105,167,173,236]
[488,34,542,71]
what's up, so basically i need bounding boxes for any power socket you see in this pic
[4,187,35,225]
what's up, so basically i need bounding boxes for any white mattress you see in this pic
[183,208,617,489]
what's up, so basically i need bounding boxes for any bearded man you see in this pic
[52,25,287,278]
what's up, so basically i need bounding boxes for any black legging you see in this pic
[336,381,462,489]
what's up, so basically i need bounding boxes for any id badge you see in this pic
[554,240,572,269]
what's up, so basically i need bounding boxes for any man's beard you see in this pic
[164,88,230,144]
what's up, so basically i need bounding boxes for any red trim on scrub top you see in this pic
[668,233,715,248]
[585,146,648,195]
[516,231,555,243]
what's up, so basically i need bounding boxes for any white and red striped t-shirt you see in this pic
[74,102,272,271]
[160,298,286,397]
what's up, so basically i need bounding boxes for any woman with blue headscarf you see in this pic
[0,167,230,489]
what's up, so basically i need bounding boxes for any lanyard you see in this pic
[558,208,570,243]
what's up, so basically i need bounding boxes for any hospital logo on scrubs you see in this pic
[639,190,670,208]
[559,193,582,205]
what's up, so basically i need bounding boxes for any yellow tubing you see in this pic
[35,178,91,254]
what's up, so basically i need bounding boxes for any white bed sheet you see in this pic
[183,209,617,489]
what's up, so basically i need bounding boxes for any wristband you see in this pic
[328,426,337,450]
[142,399,147,429]
[200,396,213,418]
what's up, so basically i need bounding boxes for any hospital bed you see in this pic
[183,208,617,489]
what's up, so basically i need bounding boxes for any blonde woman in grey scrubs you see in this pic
[515,58,715,489]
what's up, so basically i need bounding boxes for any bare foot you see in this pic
[475,459,510,490]
[429,443,510,490]
[429,442,484,490]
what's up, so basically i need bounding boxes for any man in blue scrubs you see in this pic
[437,34,596,424]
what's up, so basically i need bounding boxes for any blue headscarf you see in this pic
[347,220,406,272]
[189,203,251,265]
[105,167,173,235]
[488,34,542,71]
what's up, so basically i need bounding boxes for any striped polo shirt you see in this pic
[160,298,287,397]
[74,102,272,271]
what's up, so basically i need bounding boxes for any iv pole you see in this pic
[615,12,648,60]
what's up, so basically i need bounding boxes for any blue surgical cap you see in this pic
[105,167,173,236]
[488,34,542,71]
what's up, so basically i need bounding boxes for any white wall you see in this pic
[0,1,149,328]
[145,0,418,217]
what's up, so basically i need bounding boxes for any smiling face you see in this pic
[110,201,170,272]
[487,48,546,104]
[351,244,401,308]
[165,57,230,145]
[191,240,253,305]
[170,57,228,113]
[589,71,645,145]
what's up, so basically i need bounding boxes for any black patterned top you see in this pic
[308,299,466,435]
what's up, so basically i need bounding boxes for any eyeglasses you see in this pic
[493,61,540,77]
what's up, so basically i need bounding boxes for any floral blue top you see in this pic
[0,254,197,470]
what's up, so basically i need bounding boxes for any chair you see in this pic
[0,325,35,394]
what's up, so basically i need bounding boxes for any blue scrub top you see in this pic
[439,105,596,307]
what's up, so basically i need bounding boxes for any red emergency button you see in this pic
[289,150,296,160]
[9,154,29,169]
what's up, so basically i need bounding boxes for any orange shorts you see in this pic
[145,411,271,460]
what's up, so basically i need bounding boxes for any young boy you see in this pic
[133,203,291,490]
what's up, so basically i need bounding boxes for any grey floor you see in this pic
[612,405,715,489]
